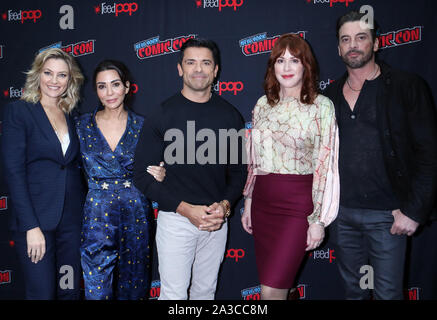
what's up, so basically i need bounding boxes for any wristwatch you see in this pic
[220,200,231,218]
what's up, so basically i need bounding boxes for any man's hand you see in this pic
[176,201,225,231]
[202,203,226,232]
[176,201,209,229]
[391,209,419,236]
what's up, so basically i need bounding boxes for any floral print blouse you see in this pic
[243,94,340,225]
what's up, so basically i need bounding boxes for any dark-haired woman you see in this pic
[241,34,340,300]
[75,60,165,300]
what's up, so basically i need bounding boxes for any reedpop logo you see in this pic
[94,2,138,16]
[226,249,245,262]
[3,87,23,99]
[319,78,335,91]
[1,8,42,23]
[308,248,336,263]
[213,81,244,96]
[307,0,355,7]
[195,0,243,11]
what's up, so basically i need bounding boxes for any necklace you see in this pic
[42,104,66,144]
[346,64,379,92]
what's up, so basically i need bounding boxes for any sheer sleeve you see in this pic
[242,103,260,199]
[307,97,340,226]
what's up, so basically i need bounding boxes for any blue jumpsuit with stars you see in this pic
[76,108,150,300]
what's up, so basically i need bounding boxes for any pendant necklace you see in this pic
[346,64,379,92]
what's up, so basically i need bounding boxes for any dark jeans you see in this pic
[331,206,407,300]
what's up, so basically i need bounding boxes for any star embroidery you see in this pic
[123,180,131,188]
[101,182,109,190]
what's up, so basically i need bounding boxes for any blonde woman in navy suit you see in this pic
[1,48,86,299]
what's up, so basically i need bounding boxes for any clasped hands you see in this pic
[177,201,227,232]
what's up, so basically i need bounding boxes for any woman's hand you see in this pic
[305,223,325,251]
[147,161,166,182]
[241,198,253,234]
[26,227,46,264]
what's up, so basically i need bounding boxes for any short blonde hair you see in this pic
[21,48,84,113]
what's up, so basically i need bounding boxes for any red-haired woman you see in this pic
[241,33,340,300]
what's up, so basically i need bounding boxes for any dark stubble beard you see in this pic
[342,48,374,69]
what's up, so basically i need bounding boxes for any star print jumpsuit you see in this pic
[76,108,150,300]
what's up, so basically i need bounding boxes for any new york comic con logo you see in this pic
[195,0,244,11]
[0,196,7,210]
[149,280,161,300]
[241,284,306,299]
[40,40,96,58]
[134,35,196,59]
[239,31,305,57]
[1,8,42,23]
[0,271,11,284]
[377,26,422,50]
[94,2,138,16]
[405,287,421,300]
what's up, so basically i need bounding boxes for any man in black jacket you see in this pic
[325,11,437,299]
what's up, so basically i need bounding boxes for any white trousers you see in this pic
[156,210,228,300]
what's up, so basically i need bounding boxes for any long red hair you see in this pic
[264,33,319,106]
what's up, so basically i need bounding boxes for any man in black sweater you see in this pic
[325,11,437,299]
[133,38,247,300]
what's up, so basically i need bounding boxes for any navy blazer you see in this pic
[1,100,85,232]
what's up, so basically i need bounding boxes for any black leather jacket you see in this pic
[325,61,437,224]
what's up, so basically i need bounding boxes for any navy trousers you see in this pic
[13,199,82,300]
[331,206,407,300]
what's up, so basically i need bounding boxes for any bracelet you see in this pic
[314,220,325,228]
[220,200,231,218]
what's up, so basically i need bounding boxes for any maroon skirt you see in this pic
[251,173,313,289]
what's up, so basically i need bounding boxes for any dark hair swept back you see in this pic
[335,10,380,42]
[179,38,221,81]
[93,59,134,108]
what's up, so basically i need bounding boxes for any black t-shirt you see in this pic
[338,76,399,210]
[133,92,247,212]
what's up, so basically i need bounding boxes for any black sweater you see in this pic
[133,92,247,212]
